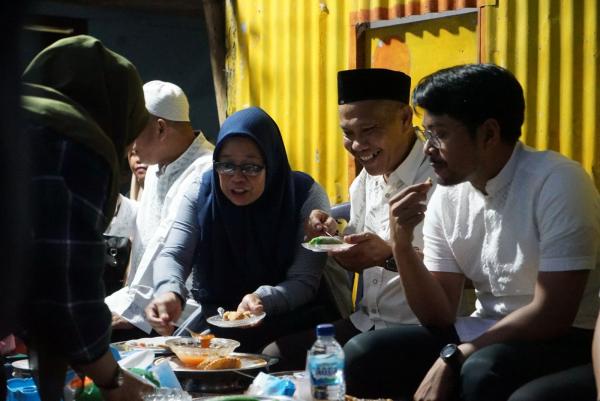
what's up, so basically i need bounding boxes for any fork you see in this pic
[324,230,337,238]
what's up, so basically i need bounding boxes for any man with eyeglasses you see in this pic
[263,68,436,369]
[105,80,214,340]
[343,64,600,401]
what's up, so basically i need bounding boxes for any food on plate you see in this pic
[308,235,344,245]
[124,338,169,350]
[196,356,242,370]
[222,310,253,321]
[179,354,208,367]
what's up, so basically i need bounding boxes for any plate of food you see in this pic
[301,235,354,252]
[153,352,279,394]
[160,353,268,372]
[207,311,267,328]
[112,336,178,354]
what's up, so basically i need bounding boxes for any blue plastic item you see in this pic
[149,360,181,389]
[6,378,41,401]
[109,344,121,361]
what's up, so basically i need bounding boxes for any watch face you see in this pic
[441,343,458,359]
[384,257,397,272]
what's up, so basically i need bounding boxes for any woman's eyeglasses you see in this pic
[214,161,265,177]
[414,126,442,149]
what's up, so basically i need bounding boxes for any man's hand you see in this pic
[332,232,391,273]
[111,313,133,330]
[238,293,264,315]
[413,358,456,401]
[389,180,433,246]
[305,209,338,239]
[144,292,182,336]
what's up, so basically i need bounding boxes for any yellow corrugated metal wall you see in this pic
[226,0,352,203]
[482,0,599,188]
[226,0,600,201]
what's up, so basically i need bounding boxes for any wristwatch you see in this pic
[439,343,463,371]
[383,256,397,272]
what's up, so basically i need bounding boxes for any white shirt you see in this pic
[105,134,214,332]
[424,142,600,341]
[347,140,435,331]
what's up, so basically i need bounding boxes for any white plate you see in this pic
[206,312,266,328]
[112,336,178,353]
[301,242,355,252]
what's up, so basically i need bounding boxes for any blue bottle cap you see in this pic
[316,323,335,337]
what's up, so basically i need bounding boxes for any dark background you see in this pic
[22,0,220,143]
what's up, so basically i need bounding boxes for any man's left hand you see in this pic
[331,232,391,273]
[413,358,456,401]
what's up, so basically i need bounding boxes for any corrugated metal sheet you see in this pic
[226,0,600,201]
[226,0,352,203]
[364,10,478,99]
[482,0,599,188]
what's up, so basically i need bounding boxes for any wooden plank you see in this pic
[45,0,203,15]
[202,0,227,124]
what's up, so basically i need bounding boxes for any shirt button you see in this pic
[373,279,378,284]
[384,193,390,199]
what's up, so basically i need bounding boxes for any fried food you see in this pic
[196,356,242,370]
[222,310,253,321]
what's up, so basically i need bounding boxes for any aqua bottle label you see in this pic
[308,354,344,386]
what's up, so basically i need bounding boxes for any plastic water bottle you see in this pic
[307,323,345,401]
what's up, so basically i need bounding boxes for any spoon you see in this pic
[171,322,210,338]
[217,307,225,319]
[183,327,211,338]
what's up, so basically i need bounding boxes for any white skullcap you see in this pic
[143,80,190,122]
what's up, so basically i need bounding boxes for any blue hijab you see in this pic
[192,107,314,309]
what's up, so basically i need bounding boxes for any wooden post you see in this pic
[202,0,227,125]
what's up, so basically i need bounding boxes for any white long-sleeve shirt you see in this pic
[347,140,435,331]
[105,134,213,332]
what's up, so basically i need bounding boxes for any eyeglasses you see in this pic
[414,126,442,149]
[214,161,265,177]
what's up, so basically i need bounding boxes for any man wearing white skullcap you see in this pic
[105,80,214,340]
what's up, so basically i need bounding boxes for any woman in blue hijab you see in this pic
[147,107,332,351]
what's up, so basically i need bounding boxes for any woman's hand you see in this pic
[144,292,182,335]
[305,209,338,239]
[237,293,264,314]
[99,368,155,401]
[76,350,154,401]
